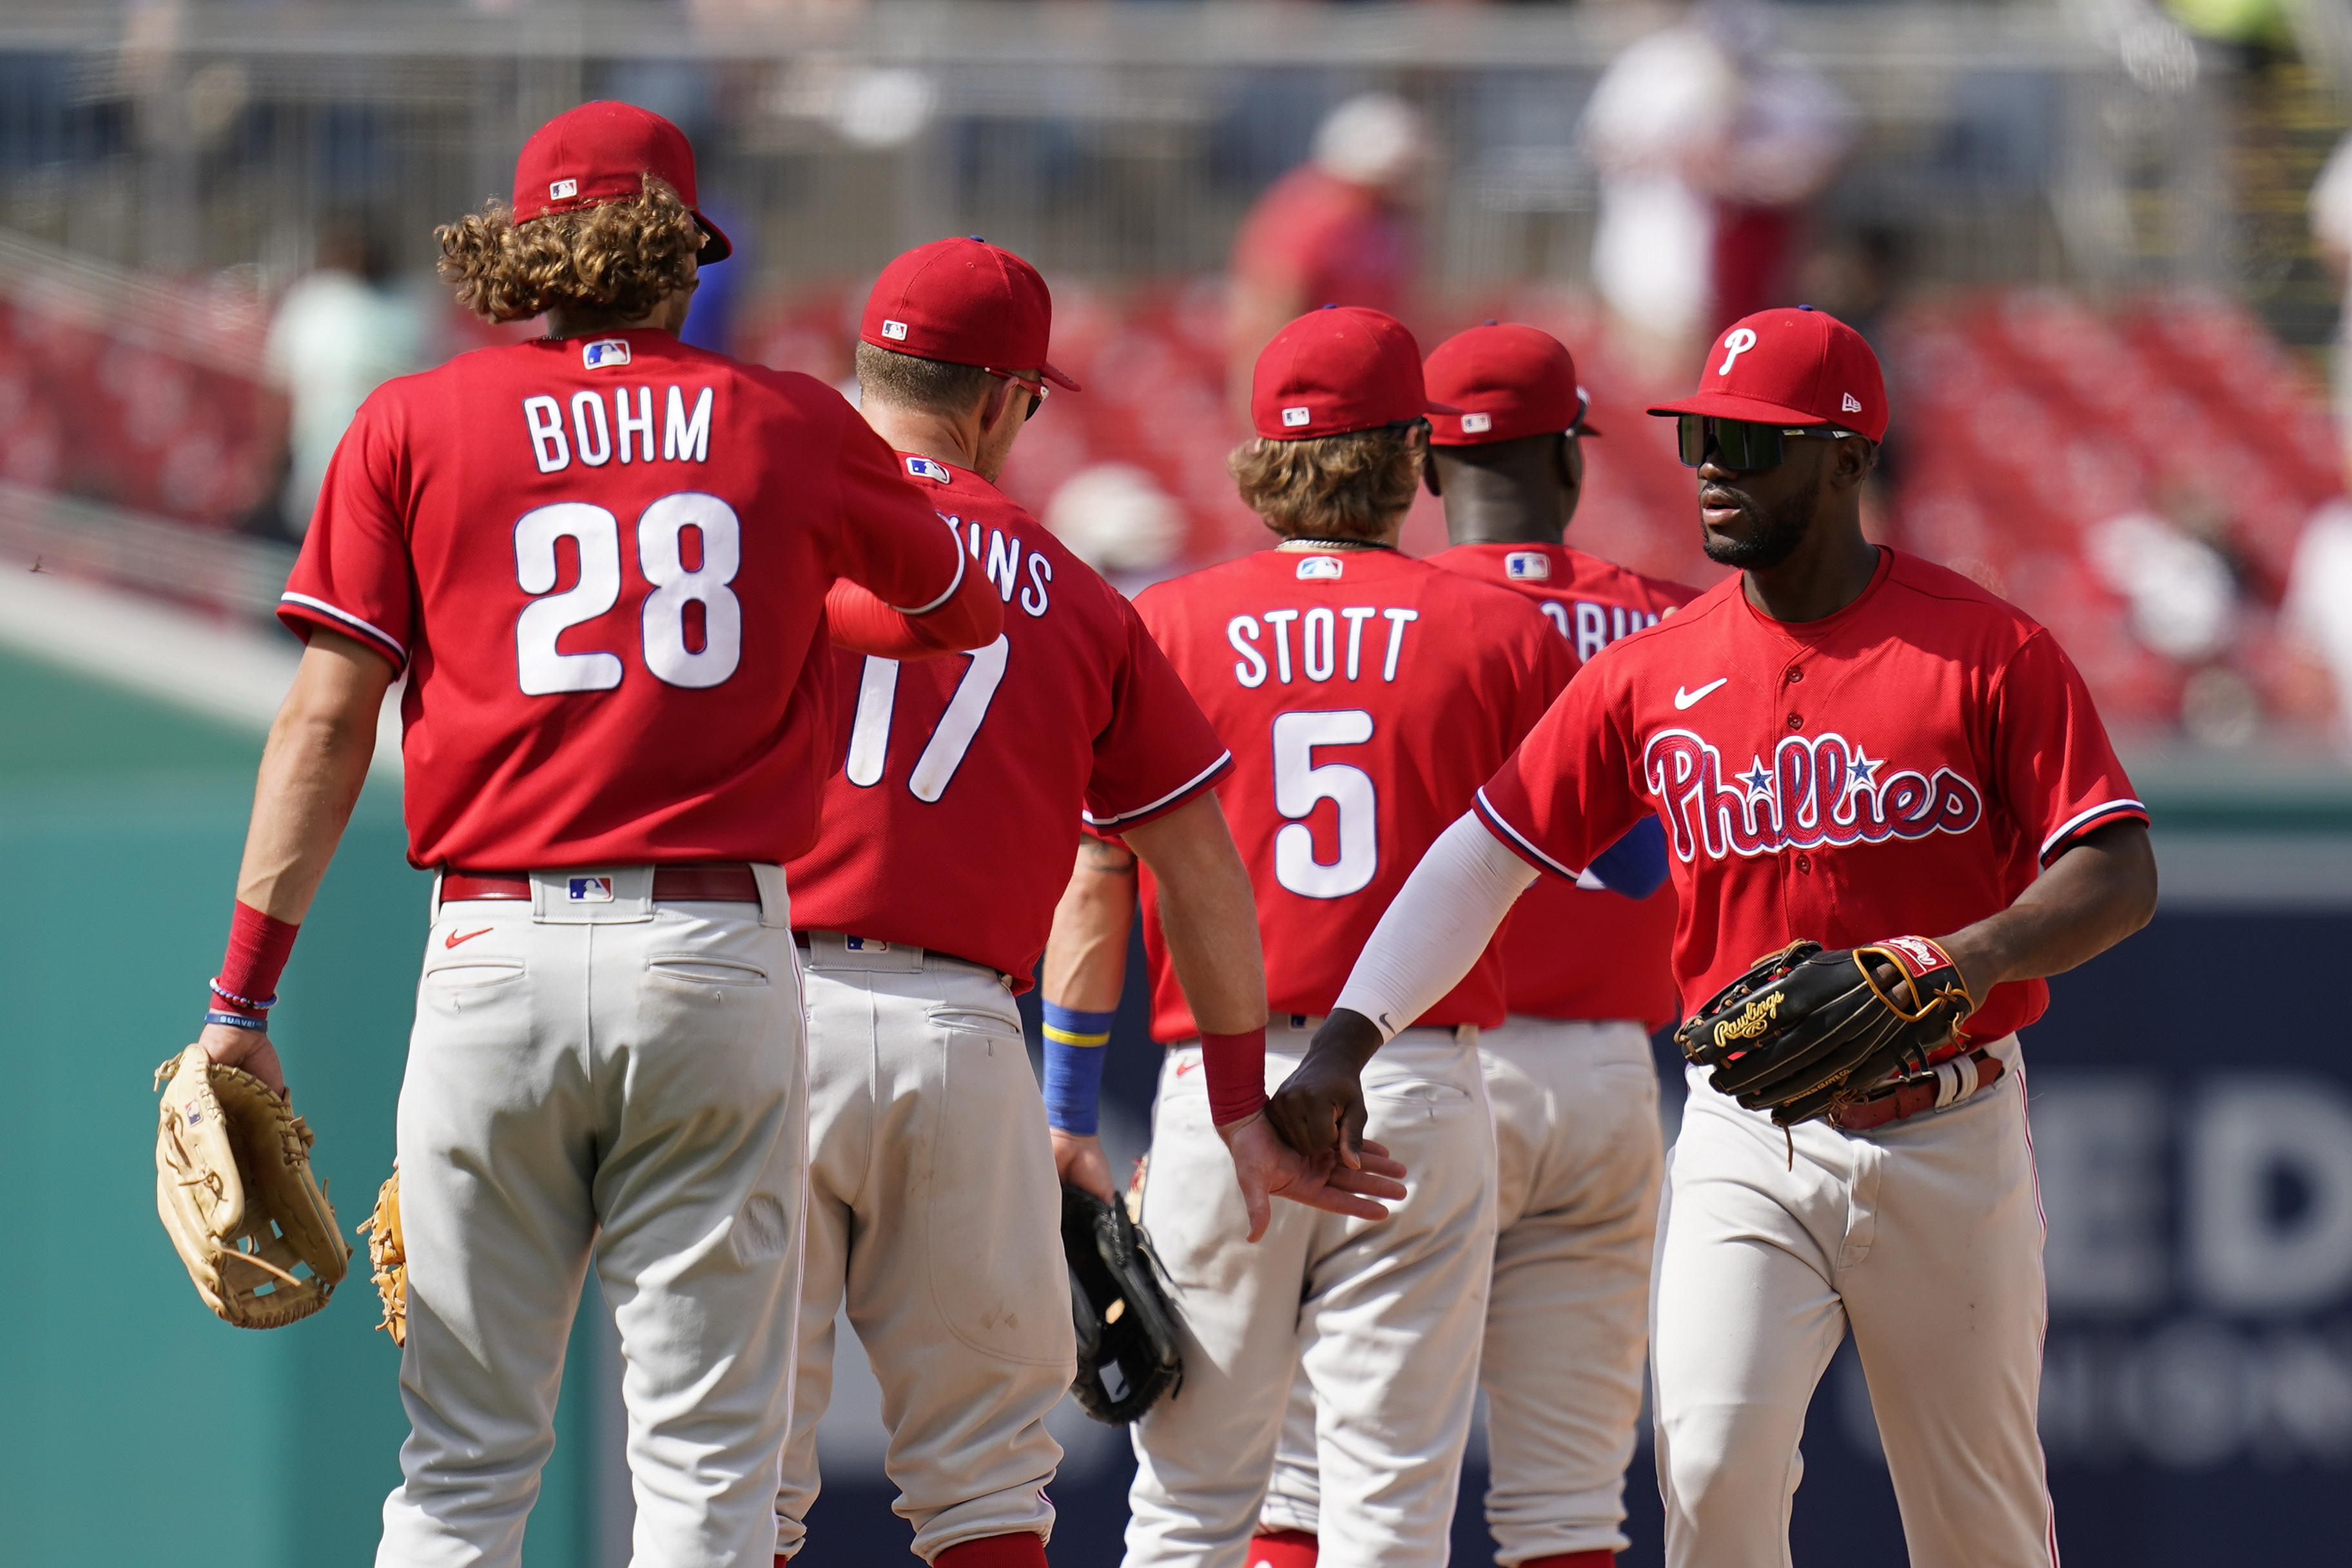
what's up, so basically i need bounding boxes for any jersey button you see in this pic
[1785,668,1803,683]
[1786,712,1803,730]
[1795,854,1813,873]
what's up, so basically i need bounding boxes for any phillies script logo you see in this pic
[1644,728,1985,862]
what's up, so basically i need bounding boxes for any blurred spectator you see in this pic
[2286,496,2352,753]
[2087,482,2261,744]
[1043,463,1187,593]
[264,211,427,534]
[1226,93,1430,411]
[2312,130,2352,476]
[1584,0,1848,374]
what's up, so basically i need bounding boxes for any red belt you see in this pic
[440,864,761,904]
[1831,1049,2003,1132]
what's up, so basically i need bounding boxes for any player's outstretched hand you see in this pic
[199,1019,287,1098]
[1265,1009,1384,1167]
[1052,1129,1118,1206]
[1217,1112,1409,1243]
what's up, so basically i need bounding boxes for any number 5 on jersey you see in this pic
[514,492,741,694]
[845,637,1012,802]
[1273,708,1377,898]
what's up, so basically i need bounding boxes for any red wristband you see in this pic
[212,901,299,1017]
[1200,1027,1268,1127]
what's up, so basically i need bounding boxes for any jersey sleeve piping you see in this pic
[894,542,967,615]
[2037,799,2149,864]
[1473,786,1587,880]
[1083,751,1235,829]
[278,592,408,669]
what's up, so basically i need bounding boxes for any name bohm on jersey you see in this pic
[1645,727,1984,862]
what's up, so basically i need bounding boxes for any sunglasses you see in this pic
[985,368,1049,421]
[1675,416,1861,471]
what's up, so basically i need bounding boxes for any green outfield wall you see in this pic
[0,647,601,1565]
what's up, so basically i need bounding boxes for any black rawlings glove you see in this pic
[1062,1183,1184,1424]
[1675,936,1978,1127]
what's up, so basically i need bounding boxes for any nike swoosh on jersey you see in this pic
[1673,678,1729,710]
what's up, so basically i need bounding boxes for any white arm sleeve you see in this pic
[1334,812,1540,1043]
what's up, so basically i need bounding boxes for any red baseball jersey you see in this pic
[1133,546,1573,1041]
[787,457,1231,987]
[1432,541,1697,1029]
[1475,548,2148,1045]
[278,329,971,871]
[1230,166,1414,320]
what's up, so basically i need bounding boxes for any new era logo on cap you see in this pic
[582,338,630,369]
[880,319,910,342]
[549,178,579,200]
[1842,392,1863,413]
[1282,406,1313,428]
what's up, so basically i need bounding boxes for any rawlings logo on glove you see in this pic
[1675,937,1978,1128]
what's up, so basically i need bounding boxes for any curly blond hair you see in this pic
[435,175,700,324]
[1230,427,1425,541]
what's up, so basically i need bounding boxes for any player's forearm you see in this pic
[235,634,391,921]
[1042,836,1140,1012]
[1934,822,2157,1005]
[1330,811,1537,1047]
[824,577,997,660]
[1124,794,1266,1036]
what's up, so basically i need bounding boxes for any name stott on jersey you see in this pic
[278,329,969,869]
[1432,541,1696,1029]
[786,457,1232,986]
[1476,548,2148,1045]
[1132,546,1572,1041]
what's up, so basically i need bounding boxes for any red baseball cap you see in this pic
[859,237,1080,391]
[512,101,730,264]
[1251,306,1444,440]
[1647,306,1887,442]
[1423,323,1602,445]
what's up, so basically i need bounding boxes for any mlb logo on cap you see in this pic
[1297,555,1344,580]
[567,876,615,904]
[549,179,579,200]
[1283,407,1313,429]
[1504,551,1551,581]
[582,338,630,369]
[1459,412,1493,434]
[905,456,951,483]
[881,320,910,341]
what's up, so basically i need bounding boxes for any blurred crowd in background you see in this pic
[4,0,2352,755]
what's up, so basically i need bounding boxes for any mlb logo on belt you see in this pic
[582,338,630,369]
[906,456,951,483]
[567,876,615,904]
[1296,555,1343,581]
[1504,551,1551,581]
[844,934,889,952]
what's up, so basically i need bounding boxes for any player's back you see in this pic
[1432,541,1696,1029]
[786,458,1229,985]
[282,328,956,872]
[1133,545,1570,1040]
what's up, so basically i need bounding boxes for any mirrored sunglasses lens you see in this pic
[1677,415,1707,467]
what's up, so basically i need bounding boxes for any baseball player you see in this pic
[770,238,1401,1568]
[188,103,1002,1568]
[1293,306,2159,1568]
[1042,305,1575,1568]
[1251,324,1695,1568]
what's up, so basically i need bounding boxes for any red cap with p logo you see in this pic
[1646,307,1887,441]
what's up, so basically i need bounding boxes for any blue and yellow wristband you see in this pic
[1041,1002,1115,1136]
